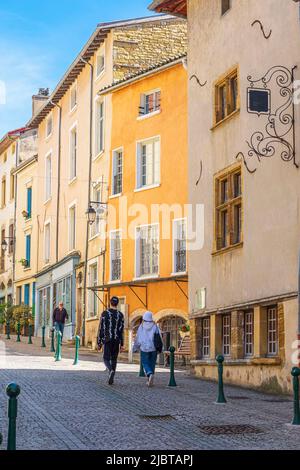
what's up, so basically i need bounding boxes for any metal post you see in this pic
[28,324,33,345]
[216,354,227,404]
[41,326,46,348]
[291,367,300,425]
[139,351,145,377]
[16,321,21,342]
[6,383,21,451]
[168,346,177,387]
[73,335,80,365]
[6,321,10,340]
[55,331,62,361]
[50,327,55,353]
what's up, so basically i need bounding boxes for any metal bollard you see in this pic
[28,324,33,345]
[16,322,21,342]
[216,354,227,404]
[73,335,80,365]
[6,383,21,451]
[168,346,177,387]
[41,326,46,348]
[291,367,300,425]
[139,351,145,377]
[55,331,62,361]
[50,327,55,353]
[6,321,10,340]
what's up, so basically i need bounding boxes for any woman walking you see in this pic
[133,311,163,387]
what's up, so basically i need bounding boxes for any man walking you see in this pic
[97,296,124,385]
[53,301,69,341]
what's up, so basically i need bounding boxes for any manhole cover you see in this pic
[138,415,175,421]
[263,399,292,403]
[227,396,250,400]
[198,425,263,435]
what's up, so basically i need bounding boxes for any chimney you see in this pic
[32,88,50,117]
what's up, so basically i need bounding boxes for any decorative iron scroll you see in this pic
[246,65,298,169]
[251,20,272,40]
[190,75,207,87]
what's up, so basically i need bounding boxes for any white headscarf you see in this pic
[133,311,158,353]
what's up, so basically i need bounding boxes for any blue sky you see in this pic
[0,0,155,137]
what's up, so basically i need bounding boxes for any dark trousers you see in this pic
[103,341,120,372]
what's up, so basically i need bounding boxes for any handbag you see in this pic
[154,327,163,353]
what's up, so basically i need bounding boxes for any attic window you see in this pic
[221,0,231,15]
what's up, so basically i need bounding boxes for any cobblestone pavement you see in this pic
[0,336,300,450]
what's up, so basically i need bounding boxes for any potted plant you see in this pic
[19,258,29,268]
[179,323,190,338]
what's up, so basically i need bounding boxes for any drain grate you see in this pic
[227,396,250,400]
[198,425,263,435]
[139,415,175,421]
[263,399,292,403]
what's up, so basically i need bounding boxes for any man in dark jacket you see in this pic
[97,296,124,385]
[53,302,69,341]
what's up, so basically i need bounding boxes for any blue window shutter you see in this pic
[32,282,36,317]
[27,187,32,218]
[26,235,31,266]
[24,284,30,306]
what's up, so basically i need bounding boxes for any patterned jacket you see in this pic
[97,308,124,347]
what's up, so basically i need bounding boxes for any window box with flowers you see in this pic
[179,323,190,338]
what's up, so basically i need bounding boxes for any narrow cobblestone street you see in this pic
[0,336,300,450]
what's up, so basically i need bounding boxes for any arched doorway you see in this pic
[159,315,186,350]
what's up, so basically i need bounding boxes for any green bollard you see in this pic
[168,346,177,387]
[41,326,46,348]
[28,324,33,345]
[73,335,80,365]
[16,322,21,342]
[6,383,21,451]
[50,327,55,353]
[139,351,145,377]
[55,331,62,362]
[291,367,300,425]
[216,354,227,404]
[6,321,10,340]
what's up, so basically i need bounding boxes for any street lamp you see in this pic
[1,237,14,252]
[86,201,107,226]
[1,240,8,252]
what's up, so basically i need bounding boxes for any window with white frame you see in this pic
[136,137,160,189]
[44,222,50,263]
[222,314,231,356]
[139,90,161,116]
[96,52,105,78]
[267,306,278,356]
[202,317,210,358]
[112,149,123,195]
[88,263,98,318]
[45,152,52,201]
[90,186,102,238]
[70,125,77,180]
[136,224,159,278]
[110,230,122,281]
[46,115,53,138]
[244,310,254,357]
[173,219,187,273]
[70,82,77,111]
[69,205,76,251]
[95,99,104,156]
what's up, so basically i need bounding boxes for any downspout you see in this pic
[12,139,19,304]
[50,101,62,263]
[80,56,94,347]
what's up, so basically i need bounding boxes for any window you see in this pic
[267,307,278,356]
[53,277,71,322]
[1,177,6,208]
[1,229,5,272]
[88,263,98,317]
[25,234,31,268]
[136,224,159,278]
[90,187,101,238]
[70,125,77,180]
[112,149,123,195]
[27,187,32,219]
[173,219,187,273]
[46,115,53,138]
[70,82,77,111]
[202,317,210,358]
[222,315,231,356]
[95,100,104,156]
[139,90,161,116]
[10,174,15,200]
[244,310,254,357]
[96,52,105,78]
[44,222,50,263]
[136,137,160,189]
[38,286,51,327]
[69,205,76,251]
[45,152,52,201]
[8,224,14,255]
[215,69,238,123]
[17,286,22,305]
[110,230,122,281]
[215,167,242,250]
[221,0,231,15]
[4,152,7,163]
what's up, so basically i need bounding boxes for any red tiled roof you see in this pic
[148,0,187,17]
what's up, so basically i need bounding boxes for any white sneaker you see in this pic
[148,374,154,387]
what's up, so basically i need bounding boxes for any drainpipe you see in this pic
[80,56,94,347]
[298,252,300,367]
[12,139,19,304]
[50,101,62,263]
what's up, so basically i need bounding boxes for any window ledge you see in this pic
[137,110,161,121]
[23,267,31,272]
[108,279,122,285]
[109,193,122,200]
[211,108,240,131]
[89,233,101,242]
[68,177,77,186]
[86,316,99,322]
[134,183,161,193]
[95,70,105,83]
[44,197,52,206]
[45,133,53,142]
[93,150,104,162]
[69,105,78,116]
[171,271,187,277]
[191,357,282,366]
[212,241,243,256]
[133,274,159,282]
